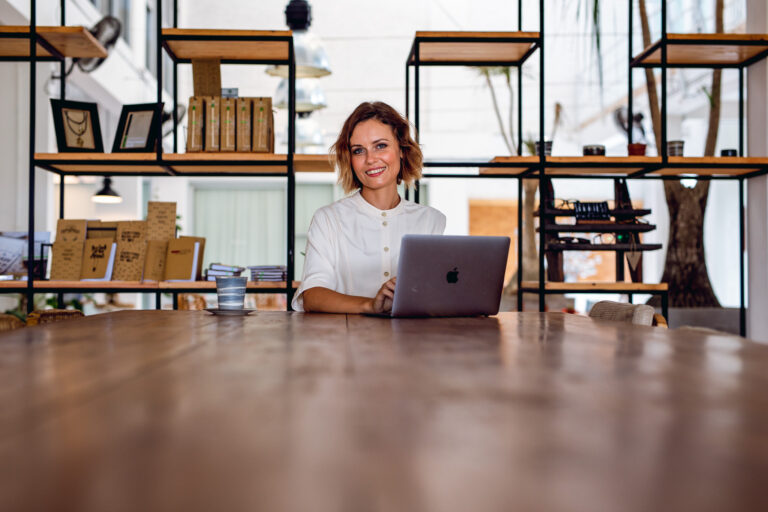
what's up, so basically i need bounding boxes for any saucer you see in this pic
[205,308,256,316]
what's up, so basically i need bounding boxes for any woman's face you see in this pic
[349,119,402,193]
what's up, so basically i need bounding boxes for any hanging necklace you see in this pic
[64,110,88,147]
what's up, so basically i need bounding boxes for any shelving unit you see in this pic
[406,1,768,335]
[8,0,332,313]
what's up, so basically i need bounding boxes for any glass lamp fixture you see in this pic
[279,116,324,149]
[266,31,331,78]
[274,78,327,113]
[265,1,331,78]
[92,176,122,204]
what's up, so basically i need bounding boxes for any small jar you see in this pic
[582,144,606,156]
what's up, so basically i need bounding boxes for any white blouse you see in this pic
[292,190,446,311]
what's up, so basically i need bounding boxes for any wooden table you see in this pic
[1,311,767,512]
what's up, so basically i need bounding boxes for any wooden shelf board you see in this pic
[541,223,656,233]
[34,153,332,175]
[479,156,540,174]
[294,154,334,173]
[0,281,298,290]
[635,34,768,66]
[162,29,292,61]
[411,31,539,64]
[648,157,768,176]
[541,156,661,176]
[0,26,107,59]
[545,243,662,252]
[35,153,169,175]
[521,281,668,292]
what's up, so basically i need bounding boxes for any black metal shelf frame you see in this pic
[17,0,298,311]
[407,0,768,336]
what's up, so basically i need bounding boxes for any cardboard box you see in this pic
[80,238,116,280]
[112,221,147,281]
[191,58,221,97]
[236,98,252,152]
[55,219,87,243]
[180,236,206,280]
[187,96,204,152]
[143,240,169,281]
[204,96,220,152]
[146,202,176,241]
[50,241,84,280]
[220,97,236,152]
[164,238,200,281]
[251,97,273,153]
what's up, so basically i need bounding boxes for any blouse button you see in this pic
[384,246,389,252]
[384,271,390,277]
[381,212,387,217]
[382,221,388,226]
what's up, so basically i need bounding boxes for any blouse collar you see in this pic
[351,189,407,218]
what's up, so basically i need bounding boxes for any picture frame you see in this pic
[112,102,164,153]
[50,99,104,153]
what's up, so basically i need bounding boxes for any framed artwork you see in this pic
[112,103,163,153]
[50,99,104,153]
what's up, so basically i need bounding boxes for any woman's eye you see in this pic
[352,148,364,155]
[376,143,387,150]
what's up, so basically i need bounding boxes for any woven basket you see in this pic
[0,313,25,332]
[26,309,84,326]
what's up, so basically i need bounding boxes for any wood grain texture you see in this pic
[0,281,298,290]
[162,29,291,61]
[1,311,766,512]
[637,33,768,65]
[522,281,668,291]
[0,26,107,58]
[411,32,540,64]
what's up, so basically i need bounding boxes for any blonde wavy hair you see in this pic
[331,102,423,194]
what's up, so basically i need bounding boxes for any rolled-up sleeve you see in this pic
[291,209,338,311]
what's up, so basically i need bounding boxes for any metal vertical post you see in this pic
[739,177,746,336]
[27,0,37,314]
[414,39,421,204]
[660,0,667,161]
[537,0,545,312]
[517,176,523,311]
[738,67,744,156]
[172,0,178,153]
[517,64,522,155]
[518,0,522,31]
[627,0,633,144]
[156,0,163,162]
[287,36,296,310]
[60,0,65,101]
[405,62,410,201]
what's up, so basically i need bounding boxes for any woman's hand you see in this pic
[371,277,397,314]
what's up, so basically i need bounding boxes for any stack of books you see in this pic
[248,265,287,282]
[204,263,246,281]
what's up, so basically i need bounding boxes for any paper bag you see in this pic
[146,202,176,241]
[181,236,206,280]
[220,97,236,152]
[252,97,273,153]
[50,241,84,280]
[112,221,147,281]
[192,59,221,97]
[236,98,251,152]
[164,238,200,281]
[143,240,169,281]
[55,219,87,243]
[80,238,116,280]
[187,96,204,152]
[204,96,220,152]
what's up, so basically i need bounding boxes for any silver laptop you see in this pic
[377,234,510,318]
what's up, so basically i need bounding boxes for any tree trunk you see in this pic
[639,0,723,307]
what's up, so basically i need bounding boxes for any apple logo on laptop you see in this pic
[446,267,459,283]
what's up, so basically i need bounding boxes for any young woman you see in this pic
[292,101,445,313]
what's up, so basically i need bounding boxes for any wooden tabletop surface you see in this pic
[1,310,767,512]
